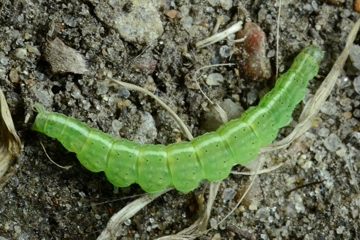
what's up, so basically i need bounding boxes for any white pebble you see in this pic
[301,160,312,170]
[124,218,131,226]
[112,119,123,132]
[222,188,236,201]
[219,45,231,58]
[220,0,232,10]
[210,218,218,229]
[318,127,330,137]
[336,226,345,234]
[206,73,224,86]
[208,0,220,6]
[12,48,28,60]
[320,101,337,115]
[249,202,258,211]
[324,133,342,152]
[354,76,360,94]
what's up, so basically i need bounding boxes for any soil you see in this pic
[0,0,359,239]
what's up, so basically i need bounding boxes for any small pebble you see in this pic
[208,0,220,6]
[219,45,231,58]
[354,76,360,94]
[249,202,258,211]
[210,218,218,229]
[112,119,124,132]
[318,127,330,137]
[9,68,20,83]
[342,111,352,120]
[12,48,28,60]
[336,226,345,234]
[220,0,232,10]
[355,0,360,12]
[206,73,224,86]
[320,101,337,115]
[324,133,342,152]
[94,0,163,45]
[124,219,131,226]
[353,109,360,118]
[222,188,236,201]
[165,10,178,19]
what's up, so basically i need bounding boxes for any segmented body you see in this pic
[32,45,323,193]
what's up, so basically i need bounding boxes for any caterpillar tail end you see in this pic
[31,103,48,132]
[33,103,47,113]
[302,45,324,65]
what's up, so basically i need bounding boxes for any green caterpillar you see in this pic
[32,45,323,194]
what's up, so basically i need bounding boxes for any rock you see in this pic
[93,0,163,45]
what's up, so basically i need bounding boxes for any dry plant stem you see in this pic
[212,104,228,124]
[231,162,284,176]
[156,158,264,240]
[192,63,235,105]
[193,63,235,124]
[199,182,221,231]
[106,77,194,140]
[97,188,173,240]
[126,38,157,67]
[196,21,243,48]
[216,155,264,228]
[39,142,73,170]
[260,17,360,154]
[212,16,222,35]
[156,182,221,240]
[237,3,251,23]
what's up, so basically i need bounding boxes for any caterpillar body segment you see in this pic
[167,142,204,192]
[191,132,235,182]
[105,139,140,187]
[32,45,324,193]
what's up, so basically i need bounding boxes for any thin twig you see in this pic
[106,77,194,140]
[40,142,73,170]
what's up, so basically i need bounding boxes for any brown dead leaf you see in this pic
[0,88,21,188]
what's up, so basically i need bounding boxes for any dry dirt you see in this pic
[0,0,360,239]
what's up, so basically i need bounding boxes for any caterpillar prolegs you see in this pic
[32,45,323,194]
